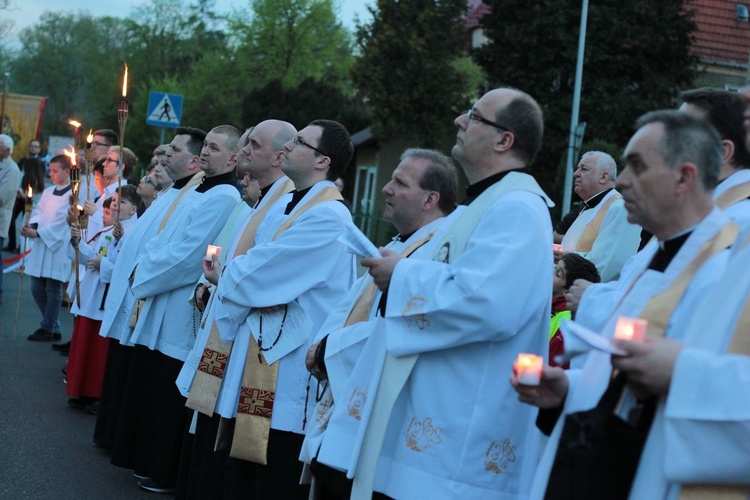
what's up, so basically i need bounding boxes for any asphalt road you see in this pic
[0,255,154,499]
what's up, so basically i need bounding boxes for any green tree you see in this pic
[476,0,696,201]
[351,0,484,147]
[228,0,354,91]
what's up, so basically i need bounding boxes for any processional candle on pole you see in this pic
[116,63,128,223]
[65,145,84,308]
[85,129,93,202]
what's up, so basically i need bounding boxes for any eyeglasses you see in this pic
[292,135,327,157]
[92,140,111,148]
[141,175,161,190]
[467,109,511,132]
[103,157,118,164]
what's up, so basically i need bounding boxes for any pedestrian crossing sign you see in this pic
[146,91,183,128]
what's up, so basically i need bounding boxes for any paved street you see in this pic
[0,255,153,499]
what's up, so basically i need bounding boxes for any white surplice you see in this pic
[529,208,734,500]
[361,173,554,500]
[99,186,181,344]
[714,168,750,230]
[561,189,641,282]
[127,183,240,361]
[625,229,750,499]
[299,216,449,467]
[25,185,73,282]
[212,180,356,434]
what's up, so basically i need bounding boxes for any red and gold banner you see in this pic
[1,92,46,163]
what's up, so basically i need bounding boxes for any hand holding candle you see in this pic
[613,317,647,342]
[205,245,222,263]
[514,353,543,386]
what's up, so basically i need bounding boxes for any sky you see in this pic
[3,0,373,45]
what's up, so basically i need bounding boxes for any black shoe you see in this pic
[52,341,71,351]
[138,478,175,494]
[28,329,55,341]
[68,397,97,410]
[85,400,100,415]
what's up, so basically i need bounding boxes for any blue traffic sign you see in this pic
[146,91,183,128]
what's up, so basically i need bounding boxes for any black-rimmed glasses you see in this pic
[467,108,511,132]
[293,135,328,157]
[142,175,161,190]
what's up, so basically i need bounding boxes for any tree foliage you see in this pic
[352,0,484,147]
[476,0,697,201]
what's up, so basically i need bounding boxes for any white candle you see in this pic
[515,353,543,385]
[614,317,647,342]
[205,245,221,262]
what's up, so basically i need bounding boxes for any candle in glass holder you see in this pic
[515,353,543,385]
[614,317,647,342]
[205,245,221,262]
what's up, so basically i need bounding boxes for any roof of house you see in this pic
[688,0,750,68]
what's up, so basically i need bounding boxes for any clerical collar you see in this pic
[196,171,235,193]
[172,174,194,190]
[582,188,612,210]
[285,186,312,215]
[461,169,527,205]
[647,230,692,272]
[395,231,416,242]
[53,184,72,196]
[257,182,275,203]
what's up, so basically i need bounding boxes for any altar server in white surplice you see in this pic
[679,87,750,229]
[300,148,458,497]
[356,88,554,500]
[23,155,73,342]
[109,125,241,493]
[173,120,297,500]
[207,120,356,499]
[558,151,641,282]
[515,111,737,500]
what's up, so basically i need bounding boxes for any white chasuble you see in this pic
[356,172,555,499]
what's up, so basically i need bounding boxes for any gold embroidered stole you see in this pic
[128,172,206,328]
[715,181,750,210]
[343,233,435,328]
[638,222,738,338]
[230,186,343,464]
[577,192,622,252]
[679,252,750,499]
[185,179,295,416]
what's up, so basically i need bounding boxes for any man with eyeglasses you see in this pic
[108,125,242,493]
[181,119,355,499]
[355,88,554,499]
[91,129,118,162]
[136,173,161,212]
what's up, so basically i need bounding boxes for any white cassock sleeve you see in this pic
[663,347,750,483]
[216,204,350,323]
[575,201,641,282]
[34,202,71,254]
[384,193,551,356]
[131,193,236,299]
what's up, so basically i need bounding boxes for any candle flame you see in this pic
[64,145,77,166]
[27,186,32,198]
[122,63,129,97]
[68,119,82,129]
[86,129,93,143]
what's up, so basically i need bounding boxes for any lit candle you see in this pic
[614,316,647,342]
[24,186,33,225]
[205,245,222,262]
[553,244,563,253]
[515,353,543,385]
[122,63,128,97]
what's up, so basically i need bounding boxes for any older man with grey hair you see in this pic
[557,150,641,281]
[0,134,21,303]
